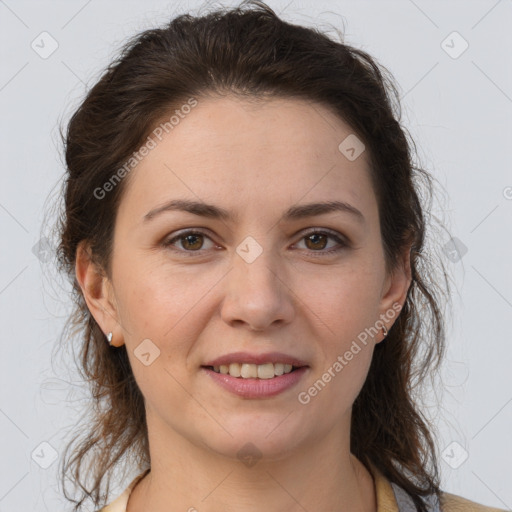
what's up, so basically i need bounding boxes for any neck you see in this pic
[127,414,376,512]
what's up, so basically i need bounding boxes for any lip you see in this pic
[202,351,309,367]
[202,366,309,398]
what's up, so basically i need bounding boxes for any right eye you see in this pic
[162,229,217,254]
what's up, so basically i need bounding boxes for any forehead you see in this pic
[117,95,377,226]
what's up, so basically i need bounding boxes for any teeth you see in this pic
[274,363,284,376]
[257,363,273,379]
[211,362,296,378]
[241,363,258,378]
[228,363,240,377]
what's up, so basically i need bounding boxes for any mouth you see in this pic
[201,363,309,398]
[201,363,306,379]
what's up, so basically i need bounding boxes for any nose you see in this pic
[220,246,295,332]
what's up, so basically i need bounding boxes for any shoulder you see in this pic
[439,491,508,512]
[96,469,150,512]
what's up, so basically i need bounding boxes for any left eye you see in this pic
[162,229,347,255]
[294,230,347,253]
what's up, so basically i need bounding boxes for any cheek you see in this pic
[115,261,226,369]
[114,254,199,331]
[297,261,383,335]
[301,264,381,409]
[298,338,374,422]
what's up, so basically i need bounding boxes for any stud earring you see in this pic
[106,331,113,345]
[382,325,388,338]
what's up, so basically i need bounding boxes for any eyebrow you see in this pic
[143,199,365,224]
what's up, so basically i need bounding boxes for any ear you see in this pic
[75,240,124,347]
[377,244,412,343]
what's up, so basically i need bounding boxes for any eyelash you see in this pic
[162,228,348,257]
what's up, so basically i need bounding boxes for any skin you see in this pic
[76,95,412,512]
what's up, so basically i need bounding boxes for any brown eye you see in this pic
[163,230,216,254]
[304,233,328,250]
[180,233,204,251]
[295,229,347,255]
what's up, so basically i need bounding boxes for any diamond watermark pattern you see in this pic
[134,338,161,366]
[442,441,469,469]
[442,237,468,263]
[31,31,59,59]
[32,237,52,263]
[236,236,263,263]
[441,31,469,59]
[237,442,263,468]
[31,441,58,469]
[338,134,365,161]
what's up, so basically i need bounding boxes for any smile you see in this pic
[206,362,298,379]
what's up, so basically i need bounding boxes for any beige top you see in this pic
[100,463,507,511]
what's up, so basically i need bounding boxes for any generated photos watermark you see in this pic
[93,97,198,200]
[297,302,402,405]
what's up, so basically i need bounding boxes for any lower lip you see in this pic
[201,366,309,398]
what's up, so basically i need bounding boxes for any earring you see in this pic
[106,331,113,345]
[382,325,388,338]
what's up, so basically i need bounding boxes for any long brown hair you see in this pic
[52,1,451,510]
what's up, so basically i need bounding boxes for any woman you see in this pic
[54,1,506,511]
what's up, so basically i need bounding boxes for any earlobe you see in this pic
[75,241,121,345]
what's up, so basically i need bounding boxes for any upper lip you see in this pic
[202,351,309,367]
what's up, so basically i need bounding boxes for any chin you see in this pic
[200,417,310,463]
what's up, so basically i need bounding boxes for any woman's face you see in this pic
[82,95,410,460]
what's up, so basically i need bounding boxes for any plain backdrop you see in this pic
[0,0,511,510]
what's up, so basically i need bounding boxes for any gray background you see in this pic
[0,0,511,510]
